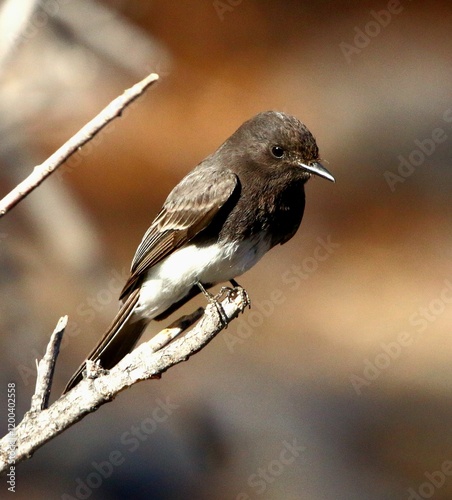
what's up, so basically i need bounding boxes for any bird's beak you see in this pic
[298,161,335,183]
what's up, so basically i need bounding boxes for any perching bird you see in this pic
[64,111,334,392]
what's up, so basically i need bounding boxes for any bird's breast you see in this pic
[135,235,271,320]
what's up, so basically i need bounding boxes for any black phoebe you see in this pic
[64,111,334,392]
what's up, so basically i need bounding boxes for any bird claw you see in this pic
[196,280,251,326]
[196,281,229,325]
[227,279,251,312]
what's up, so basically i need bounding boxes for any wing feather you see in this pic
[120,167,238,299]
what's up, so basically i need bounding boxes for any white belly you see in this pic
[134,236,271,319]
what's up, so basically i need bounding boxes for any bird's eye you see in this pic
[271,146,285,158]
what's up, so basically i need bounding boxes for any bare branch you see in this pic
[30,316,67,412]
[148,307,204,352]
[0,289,249,472]
[0,72,159,217]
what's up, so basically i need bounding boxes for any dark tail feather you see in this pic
[63,289,148,393]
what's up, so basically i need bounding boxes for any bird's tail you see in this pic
[63,289,148,393]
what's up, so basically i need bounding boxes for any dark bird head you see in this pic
[227,110,335,183]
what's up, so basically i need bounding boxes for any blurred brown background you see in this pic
[1,1,451,499]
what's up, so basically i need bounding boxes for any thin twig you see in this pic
[30,316,67,412]
[0,72,159,217]
[0,289,249,472]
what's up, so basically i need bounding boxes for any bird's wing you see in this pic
[120,167,239,299]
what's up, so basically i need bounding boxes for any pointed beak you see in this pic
[298,161,335,183]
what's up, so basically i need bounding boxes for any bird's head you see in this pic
[232,110,335,183]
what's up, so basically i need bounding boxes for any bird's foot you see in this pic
[229,279,251,310]
[196,281,229,325]
[196,281,251,325]
[214,279,251,313]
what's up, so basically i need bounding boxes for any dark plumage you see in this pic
[64,111,334,393]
